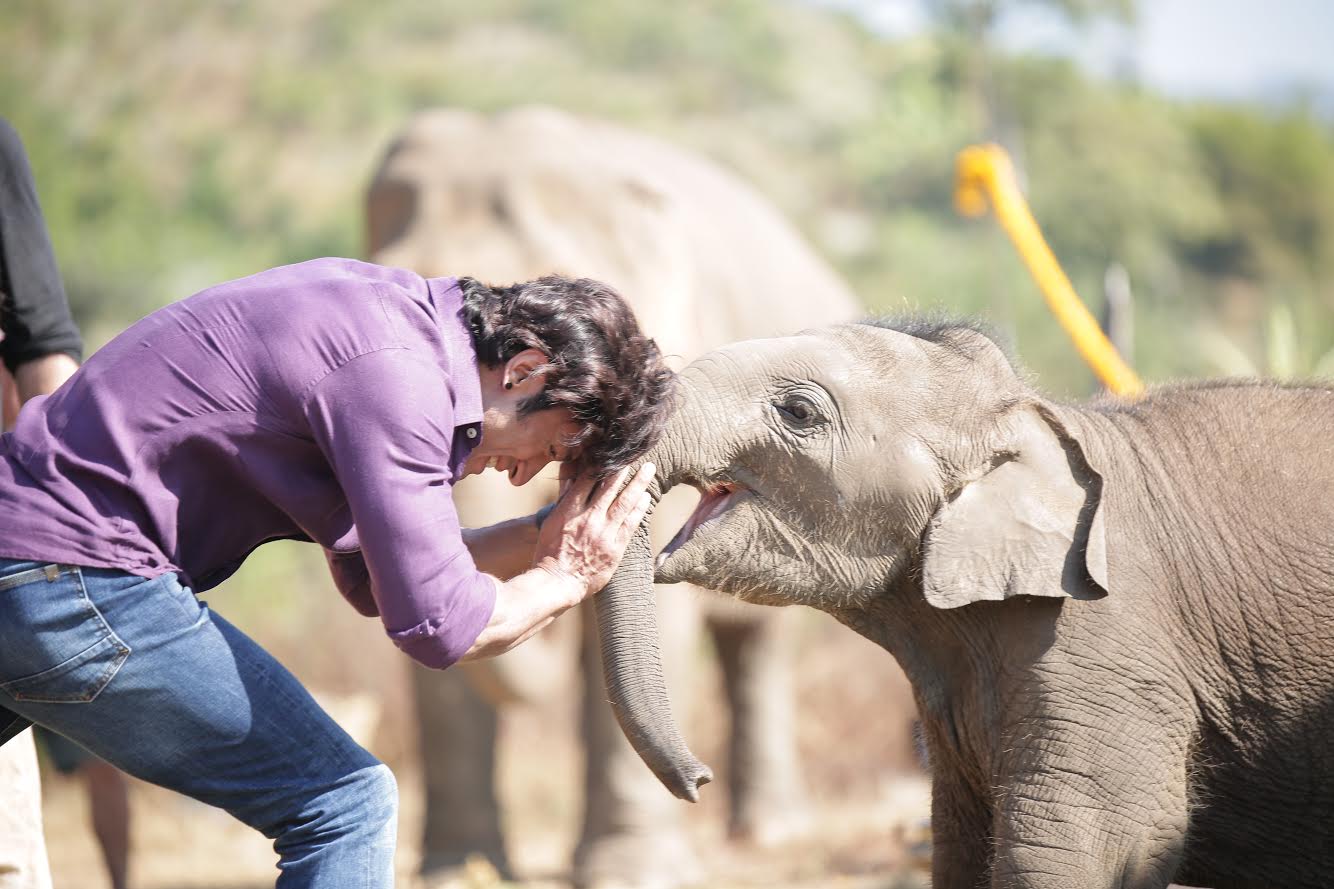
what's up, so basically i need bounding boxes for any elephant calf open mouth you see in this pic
[656,480,747,570]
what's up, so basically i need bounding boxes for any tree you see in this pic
[926,0,1135,135]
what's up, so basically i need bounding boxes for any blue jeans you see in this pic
[0,559,397,888]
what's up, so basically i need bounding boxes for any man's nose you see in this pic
[510,458,549,487]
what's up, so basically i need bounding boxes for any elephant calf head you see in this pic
[597,320,1109,798]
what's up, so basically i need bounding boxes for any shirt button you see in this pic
[466,427,478,439]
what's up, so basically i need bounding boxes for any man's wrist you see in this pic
[532,557,587,607]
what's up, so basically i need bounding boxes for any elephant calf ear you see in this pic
[922,407,1108,609]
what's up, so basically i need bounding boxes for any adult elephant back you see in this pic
[366,106,861,888]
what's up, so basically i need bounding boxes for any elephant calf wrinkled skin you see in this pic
[596,319,1334,889]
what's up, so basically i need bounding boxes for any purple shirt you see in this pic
[0,258,496,668]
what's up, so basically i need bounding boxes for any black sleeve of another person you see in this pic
[0,117,83,373]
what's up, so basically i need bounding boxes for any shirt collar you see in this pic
[427,276,485,480]
[426,276,484,428]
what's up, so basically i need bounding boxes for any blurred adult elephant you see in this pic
[601,320,1334,889]
[365,106,861,888]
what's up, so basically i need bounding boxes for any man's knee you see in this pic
[354,762,399,828]
[329,762,398,835]
[320,762,398,838]
[261,761,398,851]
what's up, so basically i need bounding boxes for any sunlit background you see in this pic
[5,2,1332,887]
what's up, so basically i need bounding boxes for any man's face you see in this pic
[461,405,582,486]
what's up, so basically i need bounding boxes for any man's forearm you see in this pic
[461,514,542,581]
[459,564,582,662]
[14,352,79,402]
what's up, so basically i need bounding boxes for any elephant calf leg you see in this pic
[992,829,1184,889]
[986,691,1191,889]
[990,790,1187,888]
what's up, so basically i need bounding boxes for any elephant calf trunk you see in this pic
[594,486,712,802]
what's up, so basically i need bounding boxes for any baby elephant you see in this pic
[590,320,1334,889]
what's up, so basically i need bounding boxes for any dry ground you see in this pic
[40,583,930,889]
[43,767,931,889]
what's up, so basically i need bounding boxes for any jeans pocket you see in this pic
[0,564,131,704]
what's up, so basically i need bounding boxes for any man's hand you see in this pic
[461,462,655,661]
[533,462,656,597]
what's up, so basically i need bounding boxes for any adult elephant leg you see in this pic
[415,471,562,885]
[573,485,704,889]
[413,664,512,882]
[705,599,811,846]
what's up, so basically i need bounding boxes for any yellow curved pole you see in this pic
[954,143,1144,398]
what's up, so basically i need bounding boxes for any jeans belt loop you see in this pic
[44,564,60,582]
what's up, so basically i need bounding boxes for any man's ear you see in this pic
[503,348,552,392]
[921,405,1108,609]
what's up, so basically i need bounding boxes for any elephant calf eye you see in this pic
[776,396,820,428]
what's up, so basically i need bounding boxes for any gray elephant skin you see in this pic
[366,106,861,887]
[599,319,1334,889]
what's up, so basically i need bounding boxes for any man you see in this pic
[0,257,673,888]
[0,115,85,889]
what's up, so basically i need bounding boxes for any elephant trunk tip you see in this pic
[611,702,714,802]
[668,761,713,803]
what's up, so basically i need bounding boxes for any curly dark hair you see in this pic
[459,275,676,476]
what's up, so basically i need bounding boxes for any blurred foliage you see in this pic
[5,0,1334,392]
[3,0,1330,403]
[928,0,1136,29]
[1197,301,1334,380]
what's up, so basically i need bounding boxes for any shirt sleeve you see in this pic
[324,547,378,617]
[304,347,496,668]
[0,119,83,372]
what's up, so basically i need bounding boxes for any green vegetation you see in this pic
[4,0,1333,388]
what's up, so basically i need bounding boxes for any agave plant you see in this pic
[1196,302,1334,381]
